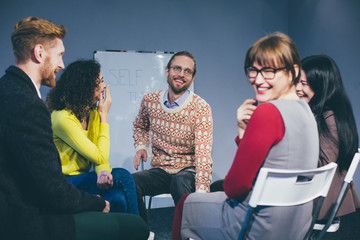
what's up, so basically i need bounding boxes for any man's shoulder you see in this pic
[0,66,36,98]
[0,66,29,85]
[142,90,164,102]
[190,92,211,109]
[1,67,44,116]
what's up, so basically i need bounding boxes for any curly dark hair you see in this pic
[46,59,101,120]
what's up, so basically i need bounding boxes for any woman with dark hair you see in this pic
[296,54,360,220]
[46,60,139,215]
[172,32,319,240]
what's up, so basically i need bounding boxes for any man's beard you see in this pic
[40,57,56,88]
[167,77,190,94]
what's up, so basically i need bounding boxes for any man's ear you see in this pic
[33,44,45,64]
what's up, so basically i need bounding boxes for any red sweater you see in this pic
[224,103,285,200]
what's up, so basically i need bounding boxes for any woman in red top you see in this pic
[172,32,319,240]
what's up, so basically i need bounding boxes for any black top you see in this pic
[0,66,105,240]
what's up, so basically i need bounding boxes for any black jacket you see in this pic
[0,66,105,240]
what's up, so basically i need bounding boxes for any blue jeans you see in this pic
[66,168,139,215]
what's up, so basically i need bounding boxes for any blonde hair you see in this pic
[244,32,301,85]
[11,16,66,63]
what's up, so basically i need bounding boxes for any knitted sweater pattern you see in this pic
[133,90,213,192]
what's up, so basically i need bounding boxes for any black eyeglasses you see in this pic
[245,66,286,80]
[170,66,194,76]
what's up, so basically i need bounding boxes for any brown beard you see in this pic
[40,57,56,88]
[167,76,190,95]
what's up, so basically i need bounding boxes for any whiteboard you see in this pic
[94,51,194,172]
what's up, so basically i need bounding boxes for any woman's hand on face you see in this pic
[98,85,112,122]
[237,99,257,138]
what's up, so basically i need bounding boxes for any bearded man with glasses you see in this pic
[132,51,214,223]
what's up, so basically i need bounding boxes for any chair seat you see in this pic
[152,193,172,199]
[313,217,340,232]
[146,194,174,209]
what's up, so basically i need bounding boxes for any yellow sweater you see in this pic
[51,109,111,175]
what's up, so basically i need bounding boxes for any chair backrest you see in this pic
[238,163,338,240]
[249,162,338,208]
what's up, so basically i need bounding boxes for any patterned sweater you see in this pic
[133,90,213,192]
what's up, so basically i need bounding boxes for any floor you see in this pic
[148,207,360,240]
[318,210,360,240]
[148,207,174,240]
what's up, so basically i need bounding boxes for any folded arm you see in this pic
[224,103,285,200]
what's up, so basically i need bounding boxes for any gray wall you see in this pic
[1,0,359,191]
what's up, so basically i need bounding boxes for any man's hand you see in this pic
[134,149,147,170]
[237,99,257,139]
[102,200,110,213]
[97,170,113,190]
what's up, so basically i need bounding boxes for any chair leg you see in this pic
[148,196,153,210]
[304,197,325,240]
[238,207,254,240]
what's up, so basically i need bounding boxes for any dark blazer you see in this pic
[0,66,105,240]
[317,111,360,220]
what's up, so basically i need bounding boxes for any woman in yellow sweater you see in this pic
[46,60,139,215]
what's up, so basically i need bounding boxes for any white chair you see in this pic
[140,158,174,210]
[311,151,360,240]
[238,162,338,240]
